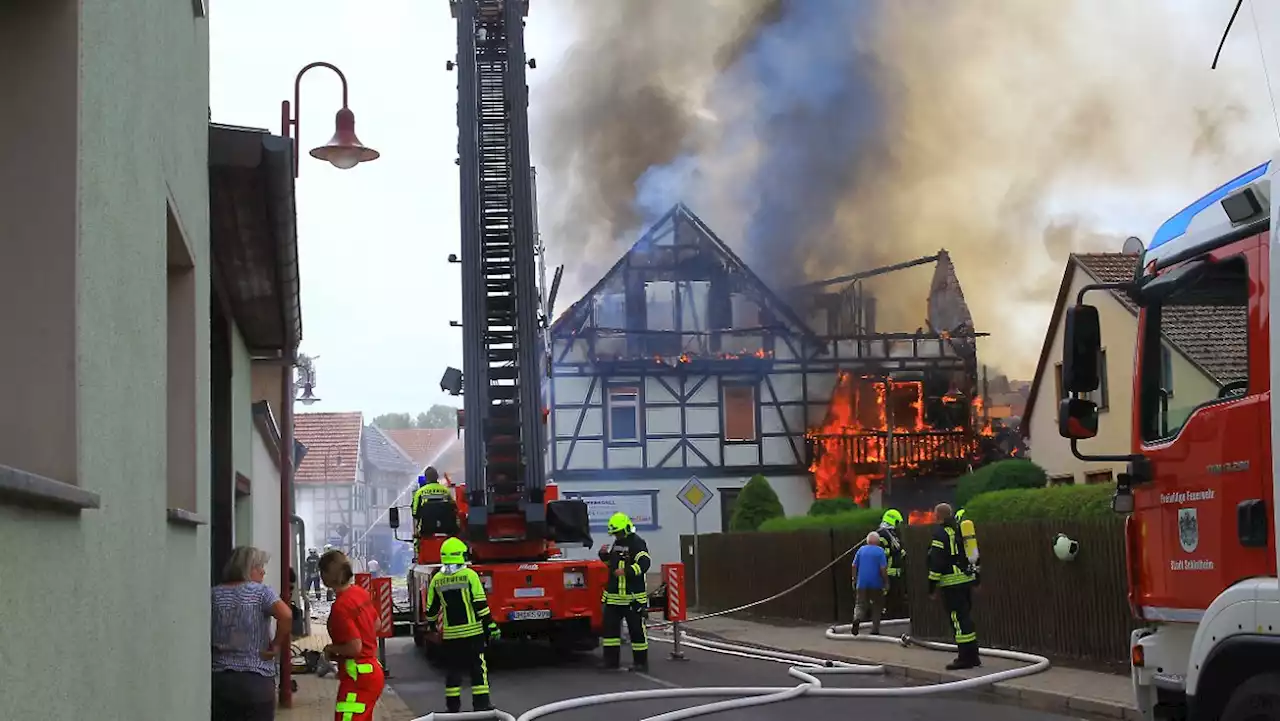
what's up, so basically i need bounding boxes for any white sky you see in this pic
[210,1,1280,416]
[210,0,573,417]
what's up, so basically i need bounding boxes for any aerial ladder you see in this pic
[390,0,610,654]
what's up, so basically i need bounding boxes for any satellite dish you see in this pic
[1121,236,1144,255]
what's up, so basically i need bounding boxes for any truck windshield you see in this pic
[1138,255,1249,443]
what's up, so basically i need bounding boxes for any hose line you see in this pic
[410,540,1052,721]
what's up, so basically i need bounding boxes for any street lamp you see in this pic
[295,354,322,406]
[281,62,380,177]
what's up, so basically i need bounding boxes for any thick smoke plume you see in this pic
[531,0,1278,377]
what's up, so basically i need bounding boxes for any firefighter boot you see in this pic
[600,644,622,670]
[628,648,649,674]
[473,694,494,712]
[446,696,462,714]
[946,642,981,670]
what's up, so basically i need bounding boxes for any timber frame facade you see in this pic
[546,205,983,490]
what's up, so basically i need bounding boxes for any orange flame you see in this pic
[908,510,937,525]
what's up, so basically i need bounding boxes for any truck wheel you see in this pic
[1222,672,1280,721]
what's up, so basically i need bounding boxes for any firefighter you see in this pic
[955,507,981,584]
[425,537,500,713]
[412,468,456,557]
[600,512,652,672]
[927,503,980,670]
[878,509,907,617]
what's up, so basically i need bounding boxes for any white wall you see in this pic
[556,475,814,569]
[250,428,281,582]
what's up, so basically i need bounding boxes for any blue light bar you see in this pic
[1149,161,1271,251]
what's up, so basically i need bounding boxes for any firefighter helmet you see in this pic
[607,512,632,536]
[440,537,468,565]
[955,508,967,522]
[881,509,904,528]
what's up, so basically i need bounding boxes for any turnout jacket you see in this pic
[878,523,905,577]
[601,532,652,605]
[425,565,496,640]
[926,520,975,593]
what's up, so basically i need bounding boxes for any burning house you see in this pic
[546,205,989,562]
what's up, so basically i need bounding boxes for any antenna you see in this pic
[1121,236,1144,255]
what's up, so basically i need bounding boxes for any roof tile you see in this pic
[294,412,363,484]
[1074,253,1247,384]
[383,428,466,480]
[361,425,419,474]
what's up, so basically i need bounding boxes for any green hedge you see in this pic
[807,498,860,517]
[963,483,1117,522]
[729,474,786,531]
[954,459,1048,507]
[759,507,885,533]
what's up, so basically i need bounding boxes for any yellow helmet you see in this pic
[607,512,632,535]
[440,537,468,565]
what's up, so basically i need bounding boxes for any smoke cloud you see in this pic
[531,0,1278,377]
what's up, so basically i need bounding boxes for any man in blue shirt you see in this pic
[851,531,889,636]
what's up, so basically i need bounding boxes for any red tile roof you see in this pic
[383,428,466,477]
[294,412,363,484]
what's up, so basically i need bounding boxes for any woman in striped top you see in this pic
[211,546,292,720]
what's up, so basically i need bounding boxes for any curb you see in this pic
[795,647,1141,721]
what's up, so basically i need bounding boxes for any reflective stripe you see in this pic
[473,654,489,693]
[445,687,462,698]
[602,638,621,647]
[630,563,643,575]
[344,659,375,681]
[1142,606,1204,623]
[336,692,367,721]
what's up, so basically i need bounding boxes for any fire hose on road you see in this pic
[408,541,1052,721]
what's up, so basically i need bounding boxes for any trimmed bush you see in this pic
[954,459,1048,508]
[759,507,885,533]
[808,497,860,517]
[729,474,786,531]
[963,483,1117,522]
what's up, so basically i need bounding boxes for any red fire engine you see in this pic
[1059,157,1279,721]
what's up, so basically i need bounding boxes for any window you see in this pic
[608,386,641,443]
[1139,255,1249,443]
[680,281,711,354]
[645,281,677,331]
[1048,474,1074,486]
[166,206,198,515]
[593,291,626,330]
[1084,469,1114,485]
[722,384,757,441]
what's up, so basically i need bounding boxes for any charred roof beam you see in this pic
[793,253,942,291]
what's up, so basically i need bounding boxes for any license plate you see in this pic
[514,587,545,598]
[509,609,552,621]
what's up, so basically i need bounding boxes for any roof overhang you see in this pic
[209,123,302,358]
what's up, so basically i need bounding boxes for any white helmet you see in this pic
[1052,533,1079,562]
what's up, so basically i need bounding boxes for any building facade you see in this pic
[546,205,986,565]
[0,2,304,717]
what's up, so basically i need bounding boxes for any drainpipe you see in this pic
[279,359,296,707]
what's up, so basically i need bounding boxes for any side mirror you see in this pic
[1058,397,1099,439]
[1062,305,1101,393]
[389,507,401,530]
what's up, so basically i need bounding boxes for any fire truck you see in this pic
[387,0,611,657]
[1058,157,1280,721]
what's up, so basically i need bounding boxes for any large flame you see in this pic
[908,509,936,525]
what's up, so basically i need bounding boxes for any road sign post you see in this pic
[677,476,713,609]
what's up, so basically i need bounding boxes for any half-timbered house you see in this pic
[547,205,985,564]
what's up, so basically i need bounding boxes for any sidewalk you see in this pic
[686,616,1139,721]
[282,628,419,721]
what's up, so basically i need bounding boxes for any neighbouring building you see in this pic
[1021,252,1239,485]
[295,412,417,560]
[546,204,990,564]
[1,2,303,718]
[384,427,468,486]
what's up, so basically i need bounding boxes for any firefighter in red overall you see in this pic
[320,550,386,721]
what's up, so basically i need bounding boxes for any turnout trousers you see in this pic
[602,603,649,669]
[334,658,385,721]
[940,583,980,666]
[442,635,490,712]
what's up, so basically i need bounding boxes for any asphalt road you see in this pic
[384,634,1091,721]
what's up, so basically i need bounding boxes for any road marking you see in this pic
[636,671,679,689]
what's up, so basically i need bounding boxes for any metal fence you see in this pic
[681,519,1137,667]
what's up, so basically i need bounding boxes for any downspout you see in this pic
[279,357,295,707]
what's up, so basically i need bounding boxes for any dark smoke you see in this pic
[532,0,1277,376]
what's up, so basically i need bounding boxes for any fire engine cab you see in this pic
[1059,157,1280,721]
